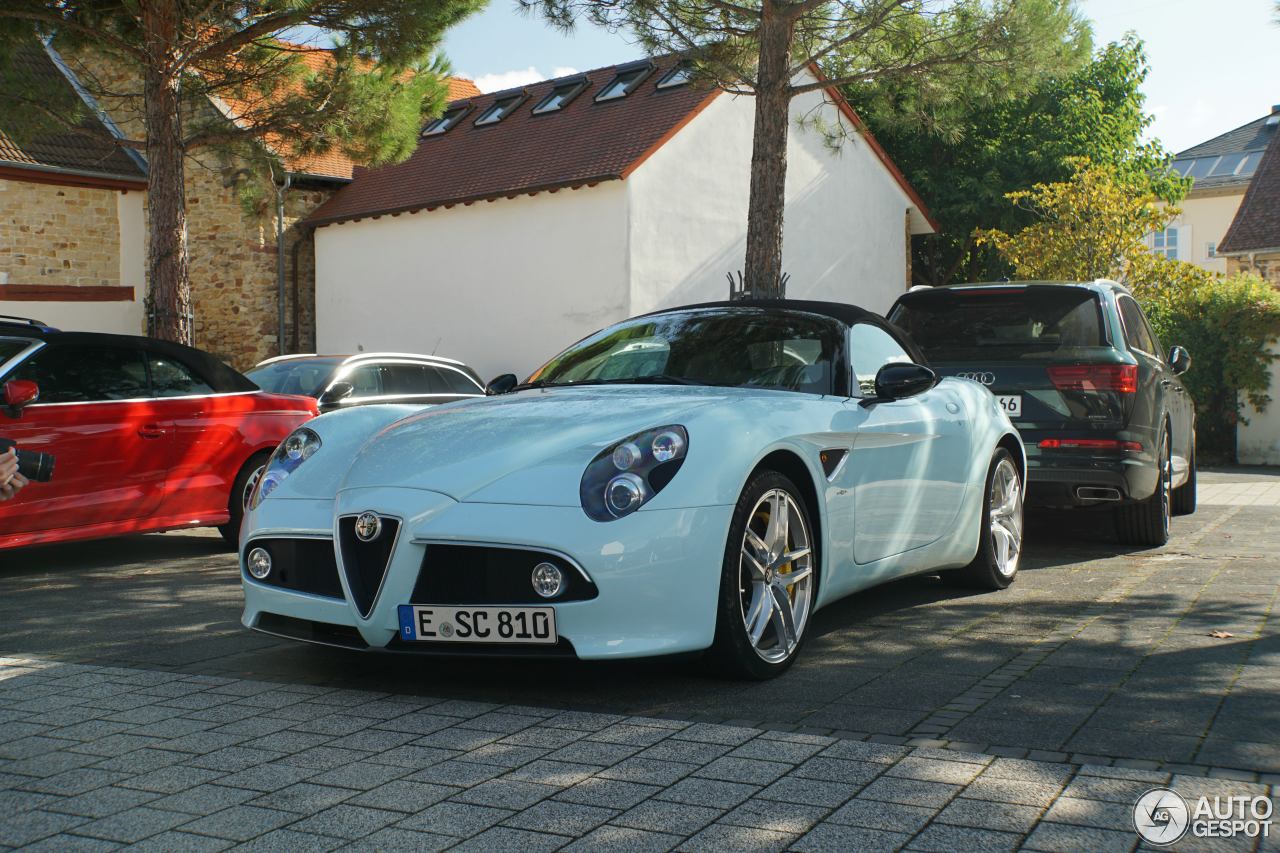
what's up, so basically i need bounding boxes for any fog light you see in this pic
[531,562,564,598]
[246,547,272,580]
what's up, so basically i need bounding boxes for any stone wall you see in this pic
[0,179,123,287]
[1227,255,1280,287]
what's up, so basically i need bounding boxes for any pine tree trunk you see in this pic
[142,2,191,344]
[742,2,795,300]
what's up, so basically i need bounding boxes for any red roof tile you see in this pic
[305,57,719,225]
[1220,123,1280,254]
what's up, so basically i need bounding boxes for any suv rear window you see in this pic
[890,287,1105,362]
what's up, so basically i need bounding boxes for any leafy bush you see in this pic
[1129,256,1280,459]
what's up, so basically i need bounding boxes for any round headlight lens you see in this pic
[605,473,646,517]
[531,562,564,598]
[651,430,685,463]
[246,547,272,580]
[612,442,643,471]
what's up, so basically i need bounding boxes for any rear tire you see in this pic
[707,471,817,680]
[218,452,271,547]
[950,448,1023,590]
[1172,434,1197,516]
[1115,429,1171,547]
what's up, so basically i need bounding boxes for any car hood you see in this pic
[341,386,725,504]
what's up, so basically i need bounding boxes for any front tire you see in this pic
[950,448,1023,590]
[708,471,816,680]
[218,452,271,547]
[1115,428,1171,547]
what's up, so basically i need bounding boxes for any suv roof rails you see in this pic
[0,315,59,333]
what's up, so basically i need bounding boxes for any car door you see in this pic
[323,362,383,410]
[837,323,973,568]
[143,348,226,517]
[0,341,168,534]
[1117,295,1190,472]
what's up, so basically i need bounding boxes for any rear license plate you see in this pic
[997,395,1022,417]
[397,605,557,644]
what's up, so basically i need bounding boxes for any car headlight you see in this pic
[580,425,688,521]
[249,427,321,510]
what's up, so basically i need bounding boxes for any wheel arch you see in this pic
[996,432,1026,482]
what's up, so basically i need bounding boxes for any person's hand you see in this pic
[0,449,26,502]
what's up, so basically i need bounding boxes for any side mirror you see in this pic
[318,381,354,408]
[486,373,517,396]
[868,363,937,404]
[3,380,39,418]
[1168,345,1192,376]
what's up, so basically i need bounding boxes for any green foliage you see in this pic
[848,35,1187,285]
[1131,262,1280,457]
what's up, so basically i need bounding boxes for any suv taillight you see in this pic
[1047,364,1138,394]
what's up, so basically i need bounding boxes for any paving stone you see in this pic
[503,799,619,836]
[91,747,189,775]
[655,776,759,809]
[596,756,699,786]
[694,756,792,786]
[288,804,402,840]
[447,826,569,853]
[887,756,985,785]
[116,765,228,794]
[683,821,796,852]
[213,764,317,793]
[19,767,128,796]
[1022,821,1137,852]
[818,740,911,764]
[1061,774,1157,804]
[718,797,829,834]
[19,833,122,852]
[499,727,586,749]
[909,822,1022,852]
[333,827,455,853]
[637,740,731,764]
[613,798,722,835]
[118,829,234,851]
[826,797,934,833]
[791,822,912,853]
[411,728,498,751]
[73,805,195,843]
[150,782,258,815]
[588,724,674,748]
[249,781,355,813]
[190,746,288,773]
[505,759,602,787]
[935,796,1043,833]
[405,760,503,788]
[451,778,560,809]
[556,777,661,809]
[960,776,1065,807]
[307,762,409,791]
[0,808,88,847]
[728,738,826,764]
[547,740,642,767]
[181,805,298,841]
[980,757,1075,784]
[346,780,457,813]
[560,823,680,853]
[43,784,160,818]
[757,776,862,808]
[397,801,515,836]
[856,775,962,809]
[1043,795,1134,830]
[791,757,883,786]
[671,724,760,746]
[226,828,343,852]
[278,746,370,771]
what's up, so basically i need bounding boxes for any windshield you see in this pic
[528,309,839,395]
[245,358,342,396]
[890,287,1104,362]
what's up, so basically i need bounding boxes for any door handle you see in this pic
[138,424,167,439]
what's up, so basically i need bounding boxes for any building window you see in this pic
[595,64,652,101]
[474,94,524,126]
[532,78,588,114]
[422,105,469,136]
[1206,242,1217,259]
[1152,228,1178,259]
[656,64,692,89]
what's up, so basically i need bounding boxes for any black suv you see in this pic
[888,281,1195,546]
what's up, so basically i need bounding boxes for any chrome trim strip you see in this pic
[8,389,262,408]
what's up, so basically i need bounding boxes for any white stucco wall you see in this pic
[315,182,630,380]
[1238,340,1280,466]
[1153,191,1244,274]
[626,85,921,316]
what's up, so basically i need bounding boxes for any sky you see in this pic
[444,0,1280,154]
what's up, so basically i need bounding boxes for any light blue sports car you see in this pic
[240,300,1025,678]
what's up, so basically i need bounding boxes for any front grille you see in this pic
[411,544,598,605]
[243,538,343,599]
[337,515,400,618]
[254,613,368,649]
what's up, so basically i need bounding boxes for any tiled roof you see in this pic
[1170,110,1278,191]
[218,45,480,181]
[0,44,146,184]
[305,57,719,226]
[1219,128,1280,254]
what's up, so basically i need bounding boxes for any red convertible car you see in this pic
[0,317,317,550]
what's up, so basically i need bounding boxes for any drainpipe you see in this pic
[290,229,307,352]
[275,173,292,357]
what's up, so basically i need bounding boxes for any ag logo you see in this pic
[354,512,382,542]
[1133,788,1190,845]
[957,371,996,386]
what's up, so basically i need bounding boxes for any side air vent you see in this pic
[337,515,400,618]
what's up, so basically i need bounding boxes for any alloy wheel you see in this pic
[738,489,814,664]
[989,457,1024,577]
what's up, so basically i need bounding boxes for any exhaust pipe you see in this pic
[1076,486,1122,501]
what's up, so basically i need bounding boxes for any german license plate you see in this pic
[397,605,557,644]
[997,395,1022,417]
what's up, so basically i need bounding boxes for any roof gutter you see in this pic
[0,159,146,190]
[1218,247,1280,258]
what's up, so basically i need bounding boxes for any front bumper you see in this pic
[240,489,734,660]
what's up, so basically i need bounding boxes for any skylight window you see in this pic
[656,64,692,89]
[532,78,588,114]
[422,105,469,137]
[474,94,524,126]
[595,64,653,102]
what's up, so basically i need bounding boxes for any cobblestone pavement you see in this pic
[1,469,1278,851]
